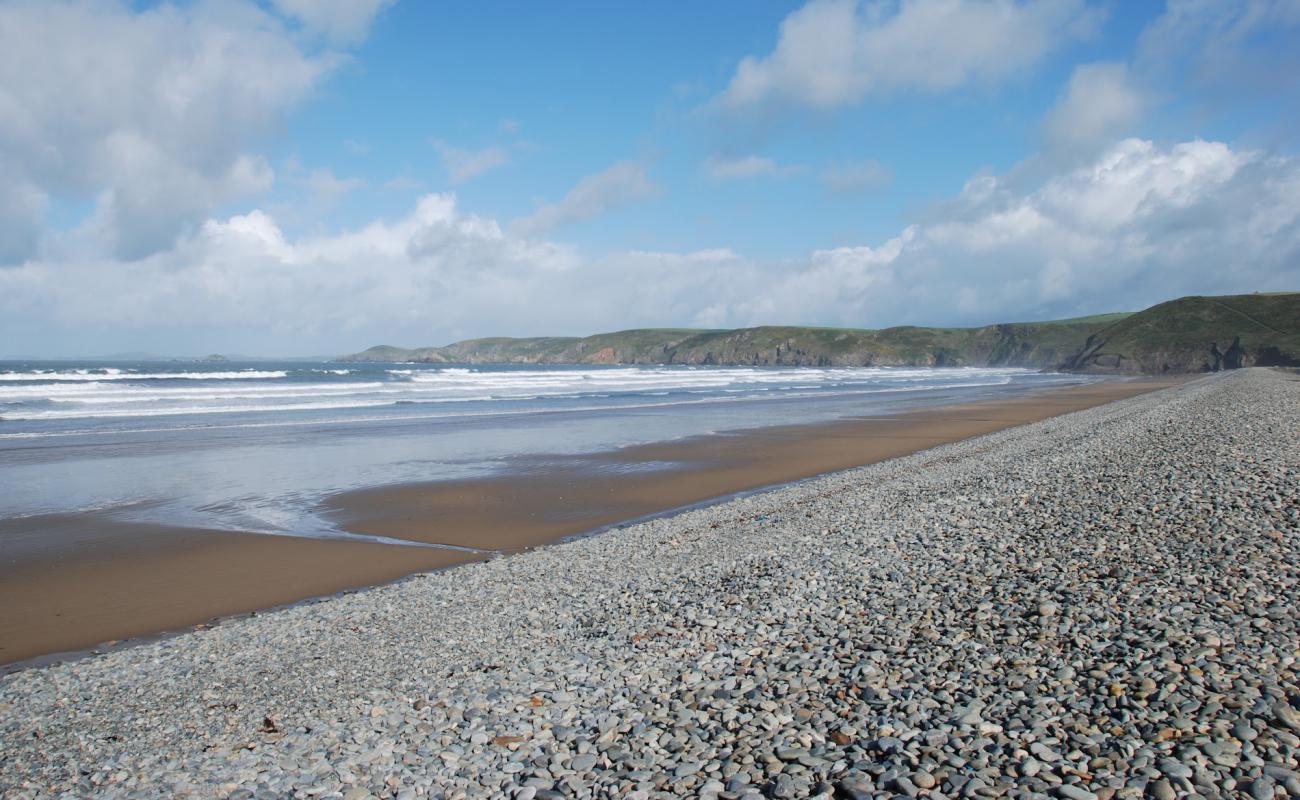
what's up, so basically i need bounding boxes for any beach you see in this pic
[2,368,1296,798]
[1,375,1180,666]
[8,1,1300,797]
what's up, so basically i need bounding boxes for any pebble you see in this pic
[1,369,1296,799]
[1149,780,1176,800]
[1249,777,1276,800]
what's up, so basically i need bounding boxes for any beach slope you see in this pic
[1,368,1297,798]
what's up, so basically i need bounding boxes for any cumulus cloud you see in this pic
[512,161,659,237]
[735,139,1300,326]
[269,0,395,45]
[3,138,1297,356]
[887,138,1298,320]
[0,0,377,264]
[821,159,892,193]
[716,0,1101,111]
[0,195,578,348]
[432,141,511,185]
[1042,62,1145,158]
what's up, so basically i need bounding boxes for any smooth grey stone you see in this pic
[1249,777,1276,800]
[835,774,876,800]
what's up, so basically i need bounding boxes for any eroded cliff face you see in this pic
[1055,294,1300,374]
[1061,335,1300,374]
[588,346,618,364]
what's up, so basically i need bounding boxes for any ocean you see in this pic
[0,361,1098,539]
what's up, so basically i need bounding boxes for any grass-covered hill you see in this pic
[342,292,1300,374]
[1059,293,1300,374]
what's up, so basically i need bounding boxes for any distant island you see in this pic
[344,292,1300,375]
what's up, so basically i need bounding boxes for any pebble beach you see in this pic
[2,367,1297,799]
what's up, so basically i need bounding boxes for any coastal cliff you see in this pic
[1057,294,1300,374]
[343,292,1300,374]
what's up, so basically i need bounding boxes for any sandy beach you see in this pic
[8,1,1299,796]
[0,376,1182,667]
[4,369,1295,799]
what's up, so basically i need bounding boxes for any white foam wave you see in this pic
[0,369,289,382]
[5,398,403,420]
[0,381,391,401]
[0,374,1089,437]
[0,366,1036,423]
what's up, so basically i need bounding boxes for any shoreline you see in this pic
[0,375,1185,669]
[1,370,1294,797]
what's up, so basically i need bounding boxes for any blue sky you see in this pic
[268,2,1153,253]
[1,0,1298,355]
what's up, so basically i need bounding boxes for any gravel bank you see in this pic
[2,368,1297,800]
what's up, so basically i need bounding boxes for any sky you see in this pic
[1,0,1299,357]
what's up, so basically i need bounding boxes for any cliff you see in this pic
[342,293,1300,374]
[1058,293,1300,374]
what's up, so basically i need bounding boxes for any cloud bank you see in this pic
[4,138,1297,355]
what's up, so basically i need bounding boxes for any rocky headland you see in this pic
[343,293,1300,375]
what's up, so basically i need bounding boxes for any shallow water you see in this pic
[0,360,1098,536]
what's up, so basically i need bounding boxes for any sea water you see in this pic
[0,361,1098,537]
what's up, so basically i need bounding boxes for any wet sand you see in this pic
[328,378,1188,549]
[0,516,479,667]
[0,376,1186,667]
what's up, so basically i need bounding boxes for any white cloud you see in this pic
[3,139,1296,355]
[717,0,1101,110]
[0,171,47,264]
[702,155,779,181]
[896,139,1297,319]
[432,141,511,185]
[86,145,276,260]
[726,139,1298,326]
[269,0,395,45]
[0,0,379,263]
[0,195,578,346]
[821,159,892,193]
[1042,62,1144,158]
[512,161,659,237]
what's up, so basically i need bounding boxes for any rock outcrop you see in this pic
[1058,294,1300,374]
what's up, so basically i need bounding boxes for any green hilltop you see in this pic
[342,293,1300,374]
[1060,293,1300,373]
